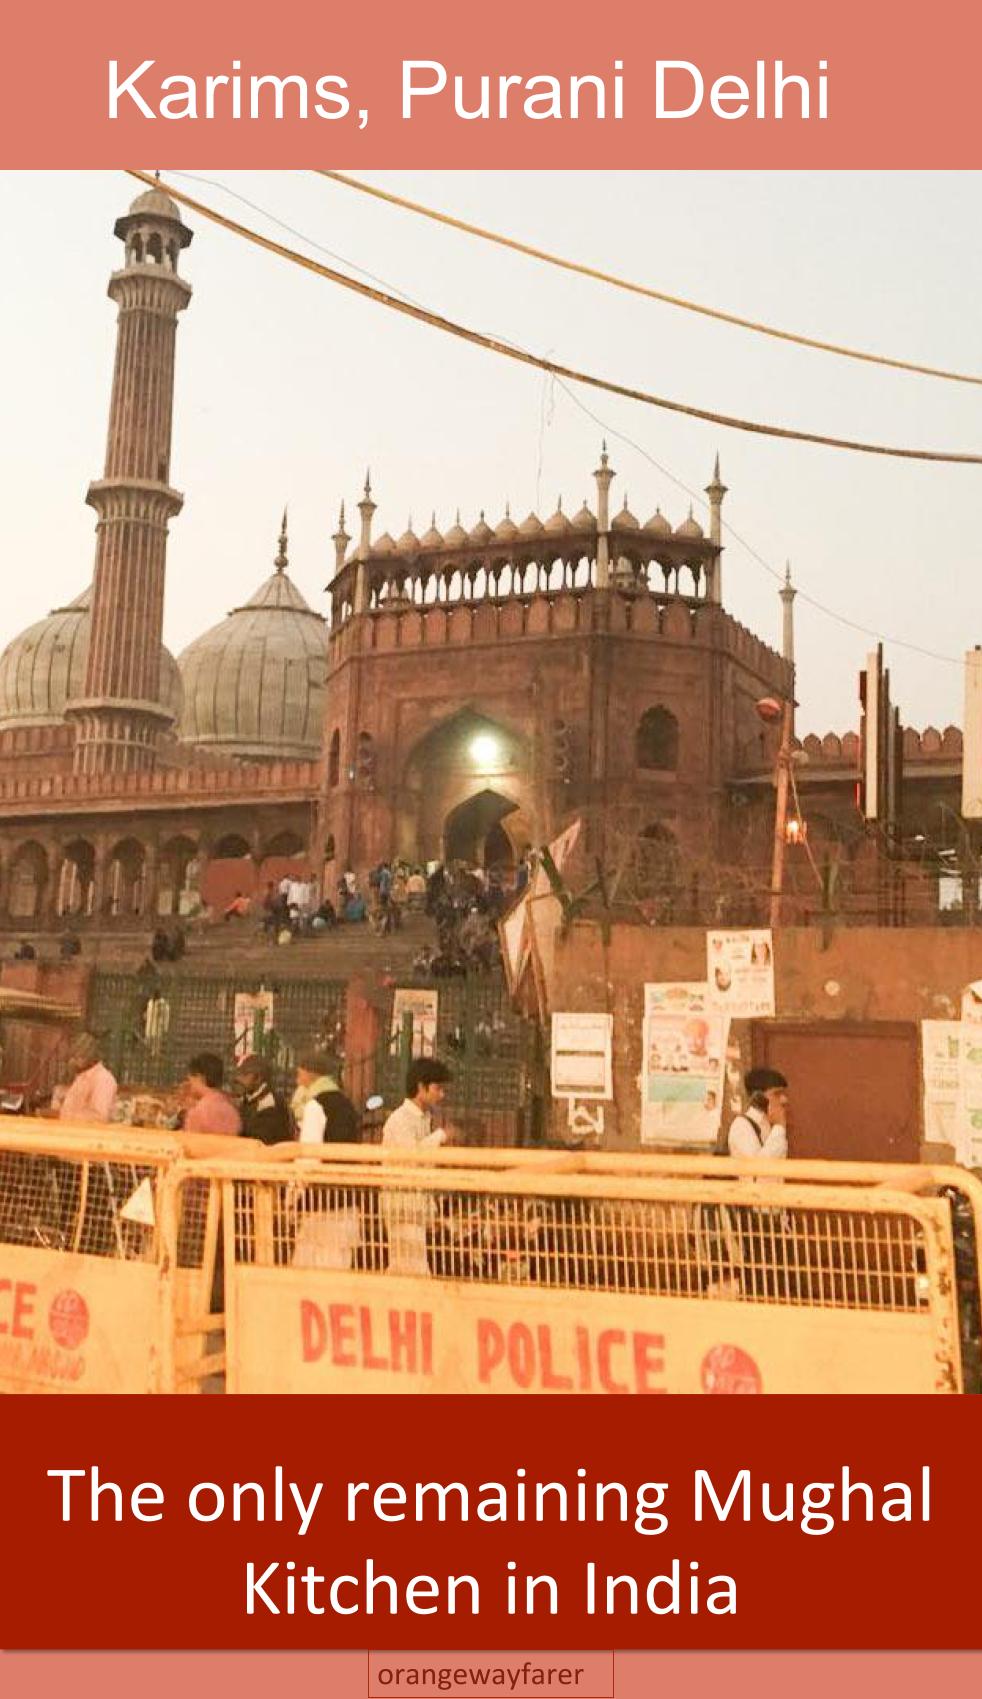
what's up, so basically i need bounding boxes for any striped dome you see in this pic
[177,567,328,760]
[0,587,182,732]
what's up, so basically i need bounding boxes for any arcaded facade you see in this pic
[0,185,965,934]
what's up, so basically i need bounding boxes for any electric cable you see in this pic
[125,170,982,468]
[314,168,982,389]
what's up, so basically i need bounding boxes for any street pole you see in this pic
[769,697,794,931]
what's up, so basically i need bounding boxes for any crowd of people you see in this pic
[216,854,538,963]
[40,1028,800,1293]
[50,1027,454,1158]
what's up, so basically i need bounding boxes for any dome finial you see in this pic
[275,507,289,573]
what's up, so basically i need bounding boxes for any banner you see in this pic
[640,984,728,1147]
[706,930,776,1019]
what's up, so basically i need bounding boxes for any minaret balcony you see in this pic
[85,478,184,523]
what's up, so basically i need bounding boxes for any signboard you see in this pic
[860,644,903,834]
[957,982,982,1169]
[963,649,982,820]
[921,1020,961,1148]
[706,930,776,1018]
[226,1267,948,1396]
[0,1245,159,1394]
[640,983,728,1147]
[550,1011,613,1100]
[862,647,881,821]
[391,988,439,1057]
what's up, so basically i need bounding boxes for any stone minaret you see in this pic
[68,185,192,775]
[593,441,615,588]
[780,561,797,664]
[705,453,727,604]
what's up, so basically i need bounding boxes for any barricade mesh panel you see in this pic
[230,1179,934,1311]
[175,1175,214,1270]
[0,1149,160,1260]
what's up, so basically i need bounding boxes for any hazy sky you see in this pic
[1,170,979,734]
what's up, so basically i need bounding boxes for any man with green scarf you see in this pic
[292,1050,360,1144]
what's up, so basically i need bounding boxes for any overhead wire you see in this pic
[314,168,982,390]
[128,170,967,671]
[125,170,982,467]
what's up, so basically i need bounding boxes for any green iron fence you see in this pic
[86,967,544,1145]
[87,970,348,1098]
[373,974,545,1148]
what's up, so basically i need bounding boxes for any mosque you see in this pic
[0,184,964,932]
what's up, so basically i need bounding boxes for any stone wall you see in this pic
[546,921,982,1149]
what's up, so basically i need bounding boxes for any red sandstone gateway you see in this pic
[0,184,964,943]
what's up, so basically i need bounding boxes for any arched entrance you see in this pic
[400,709,533,867]
[59,838,96,917]
[107,838,146,918]
[444,790,519,870]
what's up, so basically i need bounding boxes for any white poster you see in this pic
[921,1019,961,1147]
[957,983,982,1168]
[551,1011,613,1100]
[641,982,729,1148]
[391,987,439,1057]
[707,929,776,1018]
[233,990,275,1060]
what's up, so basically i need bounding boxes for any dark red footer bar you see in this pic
[0,1396,976,1650]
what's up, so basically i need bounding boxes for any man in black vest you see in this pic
[236,1054,292,1145]
[293,1050,360,1144]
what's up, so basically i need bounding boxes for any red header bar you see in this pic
[2,0,977,167]
[0,1394,978,1651]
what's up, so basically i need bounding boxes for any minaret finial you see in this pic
[275,507,288,572]
[364,468,372,499]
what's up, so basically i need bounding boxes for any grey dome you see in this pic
[178,564,329,760]
[0,587,182,732]
[128,187,183,220]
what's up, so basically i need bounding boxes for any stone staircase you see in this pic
[0,914,430,984]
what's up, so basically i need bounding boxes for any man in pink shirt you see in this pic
[59,1034,118,1124]
[183,1052,242,1136]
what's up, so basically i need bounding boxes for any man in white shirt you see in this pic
[727,1068,789,1160]
[381,1059,452,1274]
[727,1067,790,1300]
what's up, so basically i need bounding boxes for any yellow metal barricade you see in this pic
[0,1120,223,1393]
[199,1148,981,1395]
